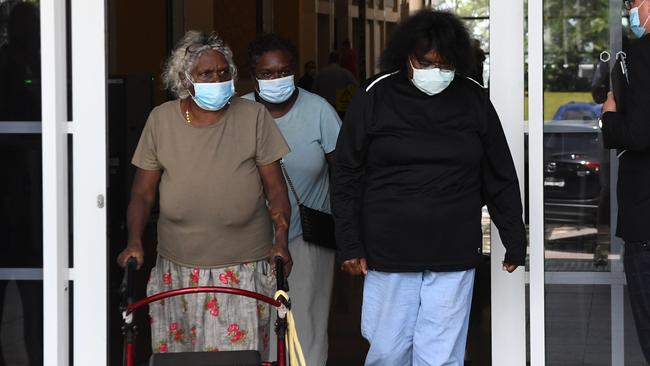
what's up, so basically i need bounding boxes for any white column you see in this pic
[41,0,70,365]
[71,0,108,364]
[489,1,527,365]
[527,0,546,364]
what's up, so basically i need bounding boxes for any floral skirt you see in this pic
[147,255,275,356]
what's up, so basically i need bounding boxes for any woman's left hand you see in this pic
[270,243,293,277]
[502,262,519,273]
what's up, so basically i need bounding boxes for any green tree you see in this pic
[543,0,610,91]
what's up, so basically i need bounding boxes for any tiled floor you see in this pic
[544,284,647,366]
[1,274,647,365]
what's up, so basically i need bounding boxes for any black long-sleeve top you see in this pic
[332,71,527,272]
[601,34,650,242]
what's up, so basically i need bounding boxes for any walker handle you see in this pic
[120,257,137,308]
[274,256,289,292]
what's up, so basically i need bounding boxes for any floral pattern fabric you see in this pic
[147,256,275,357]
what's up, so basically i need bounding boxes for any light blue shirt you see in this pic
[243,88,342,241]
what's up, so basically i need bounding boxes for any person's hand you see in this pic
[502,262,519,273]
[269,243,293,277]
[117,241,144,270]
[341,258,368,276]
[603,91,617,113]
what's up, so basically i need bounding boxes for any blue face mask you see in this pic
[186,73,235,111]
[257,75,296,104]
[409,59,455,96]
[630,1,649,38]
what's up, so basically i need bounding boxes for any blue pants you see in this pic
[361,269,475,366]
[624,241,650,363]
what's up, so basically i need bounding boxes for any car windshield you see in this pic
[544,132,601,155]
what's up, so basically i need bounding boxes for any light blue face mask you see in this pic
[257,75,296,104]
[409,59,455,96]
[186,73,235,111]
[630,1,649,38]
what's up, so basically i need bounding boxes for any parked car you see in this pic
[525,120,610,225]
[552,102,602,121]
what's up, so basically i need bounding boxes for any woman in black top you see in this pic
[332,10,526,365]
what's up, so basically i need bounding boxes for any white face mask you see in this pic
[409,58,455,96]
[257,75,296,104]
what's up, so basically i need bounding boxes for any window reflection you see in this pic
[0,1,41,122]
[0,280,43,365]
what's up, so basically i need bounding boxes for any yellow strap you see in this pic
[274,290,307,366]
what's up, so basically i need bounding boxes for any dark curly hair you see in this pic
[380,10,473,76]
[247,33,298,72]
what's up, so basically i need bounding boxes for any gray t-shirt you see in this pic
[132,97,290,267]
[243,88,341,240]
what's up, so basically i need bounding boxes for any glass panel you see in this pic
[0,1,41,122]
[0,0,72,121]
[545,284,611,365]
[68,134,73,267]
[0,134,42,268]
[543,0,611,272]
[533,0,646,365]
[0,280,43,365]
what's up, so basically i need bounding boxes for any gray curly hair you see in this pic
[162,30,238,99]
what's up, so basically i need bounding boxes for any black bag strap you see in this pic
[279,159,302,205]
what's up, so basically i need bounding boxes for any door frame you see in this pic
[489,2,527,365]
[41,0,108,365]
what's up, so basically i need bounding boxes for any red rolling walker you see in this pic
[120,257,292,366]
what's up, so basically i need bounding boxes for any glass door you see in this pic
[528,0,646,364]
[1,0,108,365]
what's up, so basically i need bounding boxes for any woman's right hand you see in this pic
[341,257,368,276]
[117,242,144,270]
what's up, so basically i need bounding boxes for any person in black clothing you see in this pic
[297,60,317,91]
[332,10,526,366]
[601,0,650,361]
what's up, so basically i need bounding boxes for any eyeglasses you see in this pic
[427,63,455,72]
[411,56,454,71]
[184,33,222,57]
[186,69,231,83]
[415,61,455,72]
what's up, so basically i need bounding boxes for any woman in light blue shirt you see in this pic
[242,33,341,366]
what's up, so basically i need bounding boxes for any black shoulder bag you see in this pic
[280,160,336,250]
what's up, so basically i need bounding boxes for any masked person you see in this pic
[332,11,527,366]
[601,0,650,362]
[242,33,341,366]
[116,31,292,356]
